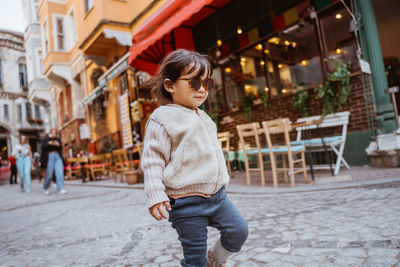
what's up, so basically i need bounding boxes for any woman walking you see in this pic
[13,135,32,192]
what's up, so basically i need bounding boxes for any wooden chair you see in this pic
[65,158,82,180]
[236,122,271,186]
[217,131,232,175]
[112,148,130,183]
[87,154,108,181]
[262,118,308,188]
[104,153,113,176]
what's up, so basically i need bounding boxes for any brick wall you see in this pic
[218,73,377,148]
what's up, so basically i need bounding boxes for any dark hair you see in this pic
[150,49,213,105]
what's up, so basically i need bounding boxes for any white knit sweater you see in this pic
[141,104,230,207]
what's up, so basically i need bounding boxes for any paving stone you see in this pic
[1,181,400,266]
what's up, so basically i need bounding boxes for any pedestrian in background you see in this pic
[141,49,248,266]
[13,135,32,192]
[40,128,66,195]
[8,154,17,184]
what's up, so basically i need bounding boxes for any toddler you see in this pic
[141,49,248,266]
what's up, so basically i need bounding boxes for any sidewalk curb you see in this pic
[65,176,400,195]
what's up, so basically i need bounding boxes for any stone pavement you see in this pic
[0,178,400,267]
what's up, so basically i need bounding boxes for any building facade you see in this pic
[127,0,400,165]
[38,0,156,156]
[22,0,52,135]
[0,29,47,157]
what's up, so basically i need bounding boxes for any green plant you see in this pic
[257,89,268,107]
[27,117,35,124]
[314,60,352,117]
[241,93,255,121]
[291,84,309,117]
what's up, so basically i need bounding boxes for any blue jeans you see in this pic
[168,188,248,267]
[16,157,31,192]
[43,153,65,190]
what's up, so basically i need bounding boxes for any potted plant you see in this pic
[291,83,309,117]
[125,169,140,185]
[37,119,44,125]
[27,117,35,124]
[241,93,255,121]
[314,60,352,116]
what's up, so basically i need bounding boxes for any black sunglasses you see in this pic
[178,77,215,91]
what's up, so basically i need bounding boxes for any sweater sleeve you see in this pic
[141,119,171,208]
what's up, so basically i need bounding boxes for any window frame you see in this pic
[52,14,66,52]
[19,62,28,89]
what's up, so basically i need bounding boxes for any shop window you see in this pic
[263,20,323,96]
[207,68,226,112]
[320,6,359,70]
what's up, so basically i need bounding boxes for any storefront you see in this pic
[129,0,399,165]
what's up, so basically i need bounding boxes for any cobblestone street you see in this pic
[0,180,399,267]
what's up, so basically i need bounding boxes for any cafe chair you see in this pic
[236,122,271,186]
[262,118,308,188]
[87,154,108,181]
[65,158,82,180]
[217,131,232,175]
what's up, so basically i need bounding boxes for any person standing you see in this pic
[41,128,67,195]
[13,135,32,192]
[8,155,17,184]
[141,50,248,266]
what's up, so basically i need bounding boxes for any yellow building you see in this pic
[38,0,160,156]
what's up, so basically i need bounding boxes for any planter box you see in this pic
[125,170,139,185]
[369,151,400,168]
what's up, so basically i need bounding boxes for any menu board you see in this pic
[119,93,133,148]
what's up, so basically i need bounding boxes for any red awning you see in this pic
[128,0,214,74]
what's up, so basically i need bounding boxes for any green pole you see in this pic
[355,0,395,134]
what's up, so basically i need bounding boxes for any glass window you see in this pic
[263,19,323,96]
[4,104,9,121]
[207,68,226,112]
[35,104,41,120]
[17,104,22,123]
[19,63,27,88]
[85,0,94,13]
[25,103,32,119]
[56,17,65,50]
[320,6,359,70]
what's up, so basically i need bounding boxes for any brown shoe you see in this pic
[206,250,227,267]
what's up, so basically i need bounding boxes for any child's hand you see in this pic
[149,201,171,221]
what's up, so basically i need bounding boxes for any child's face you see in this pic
[166,65,209,109]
